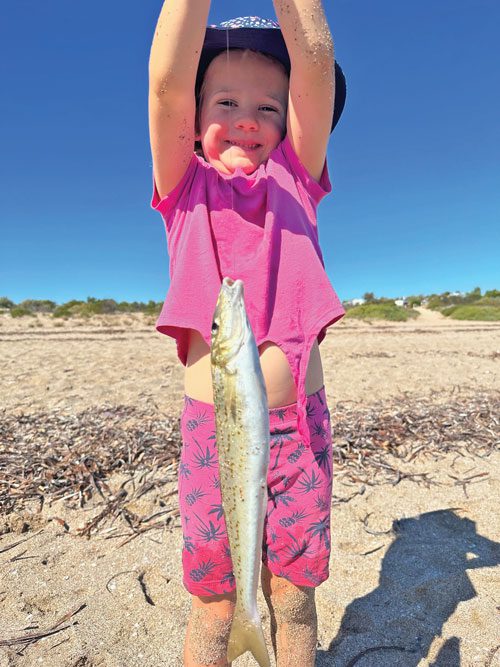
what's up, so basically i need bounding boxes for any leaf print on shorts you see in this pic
[313,443,332,474]
[282,531,315,560]
[314,495,330,512]
[306,515,331,548]
[266,547,280,563]
[270,426,295,471]
[193,513,225,543]
[183,535,195,555]
[221,570,235,588]
[311,419,327,440]
[306,401,317,419]
[209,473,221,490]
[303,566,322,586]
[296,467,323,494]
[208,503,225,521]
[191,437,218,470]
[273,407,289,423]
[268,484,296,515]
[179,462,192,480]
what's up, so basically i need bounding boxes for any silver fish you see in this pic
[211,276,271,667]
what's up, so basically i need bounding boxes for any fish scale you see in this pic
[211,276,271,667]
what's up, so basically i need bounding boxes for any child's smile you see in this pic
[196,50,289,175]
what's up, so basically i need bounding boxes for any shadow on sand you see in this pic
[317,509,499,666]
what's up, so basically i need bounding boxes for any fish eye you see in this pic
[211,321,219,332]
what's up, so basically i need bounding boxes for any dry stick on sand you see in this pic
[0,394,498,538]
[0,529,44,554]
[0,603,87,648]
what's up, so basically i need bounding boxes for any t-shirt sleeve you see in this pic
[150,153,199,228]
[280,134,332,205]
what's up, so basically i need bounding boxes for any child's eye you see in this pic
[219,100,236,107]
[261,106,278,113]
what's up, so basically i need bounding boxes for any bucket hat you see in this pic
[195,16,346,133]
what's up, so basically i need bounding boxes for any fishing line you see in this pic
[225,27,234,214]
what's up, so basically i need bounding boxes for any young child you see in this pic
[148,3,346,665]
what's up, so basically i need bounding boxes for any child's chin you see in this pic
[229,153,266,171]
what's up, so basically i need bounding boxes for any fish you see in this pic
[210,276,271,667]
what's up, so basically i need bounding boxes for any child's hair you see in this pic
[194,48,289,157]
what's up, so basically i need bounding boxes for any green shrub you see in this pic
[345,303,419,321]
[53,301,88,318]
[51,298,163,318]
[427,288,484,310]
[407,295,423,307]
[440,305,500,321]
[10,307,35,318]
[0,297,15,310]
[427,296,446,310]
[18,299,57,313]
[476,296,500,307]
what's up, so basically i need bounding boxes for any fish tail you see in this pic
[227,603,271,667]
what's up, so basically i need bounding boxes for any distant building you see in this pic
[395,298,409,307]
[344,298,365,307]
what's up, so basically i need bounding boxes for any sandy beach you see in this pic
[0,308,499,666]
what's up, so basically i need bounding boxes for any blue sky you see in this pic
[1,0,499,304]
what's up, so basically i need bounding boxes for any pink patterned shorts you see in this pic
[178,386,333,596]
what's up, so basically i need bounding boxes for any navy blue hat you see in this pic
[195,17,346,133]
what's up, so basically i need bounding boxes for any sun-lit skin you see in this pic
[195,50,289,175]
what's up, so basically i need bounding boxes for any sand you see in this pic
[0,308,499,666]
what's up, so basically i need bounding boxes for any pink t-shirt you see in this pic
[151,134,344,450]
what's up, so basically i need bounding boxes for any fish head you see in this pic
[211,277,249,369]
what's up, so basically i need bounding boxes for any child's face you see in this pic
[196,50,288,175]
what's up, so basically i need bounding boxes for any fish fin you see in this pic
[227,605,271,667]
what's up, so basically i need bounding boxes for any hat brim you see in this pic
[196,26,346,133]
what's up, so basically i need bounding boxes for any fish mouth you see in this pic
[222,276,243,299]
[211,278,247,365]
[222,278,245,341]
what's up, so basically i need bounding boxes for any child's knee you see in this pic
[274,585,316,625]
[261,567,317,625]
[187,594,236,665]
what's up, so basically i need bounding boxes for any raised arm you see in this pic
[273,0,335,182]
[149,0,211,199]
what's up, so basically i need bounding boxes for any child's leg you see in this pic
[183,592,236,667]
[261,564,317,667]
[179,396,237,665]
[261,386,333,666]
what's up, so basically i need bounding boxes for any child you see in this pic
[148,4,346,666]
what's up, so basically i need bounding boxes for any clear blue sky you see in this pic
[1,1,499,304]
